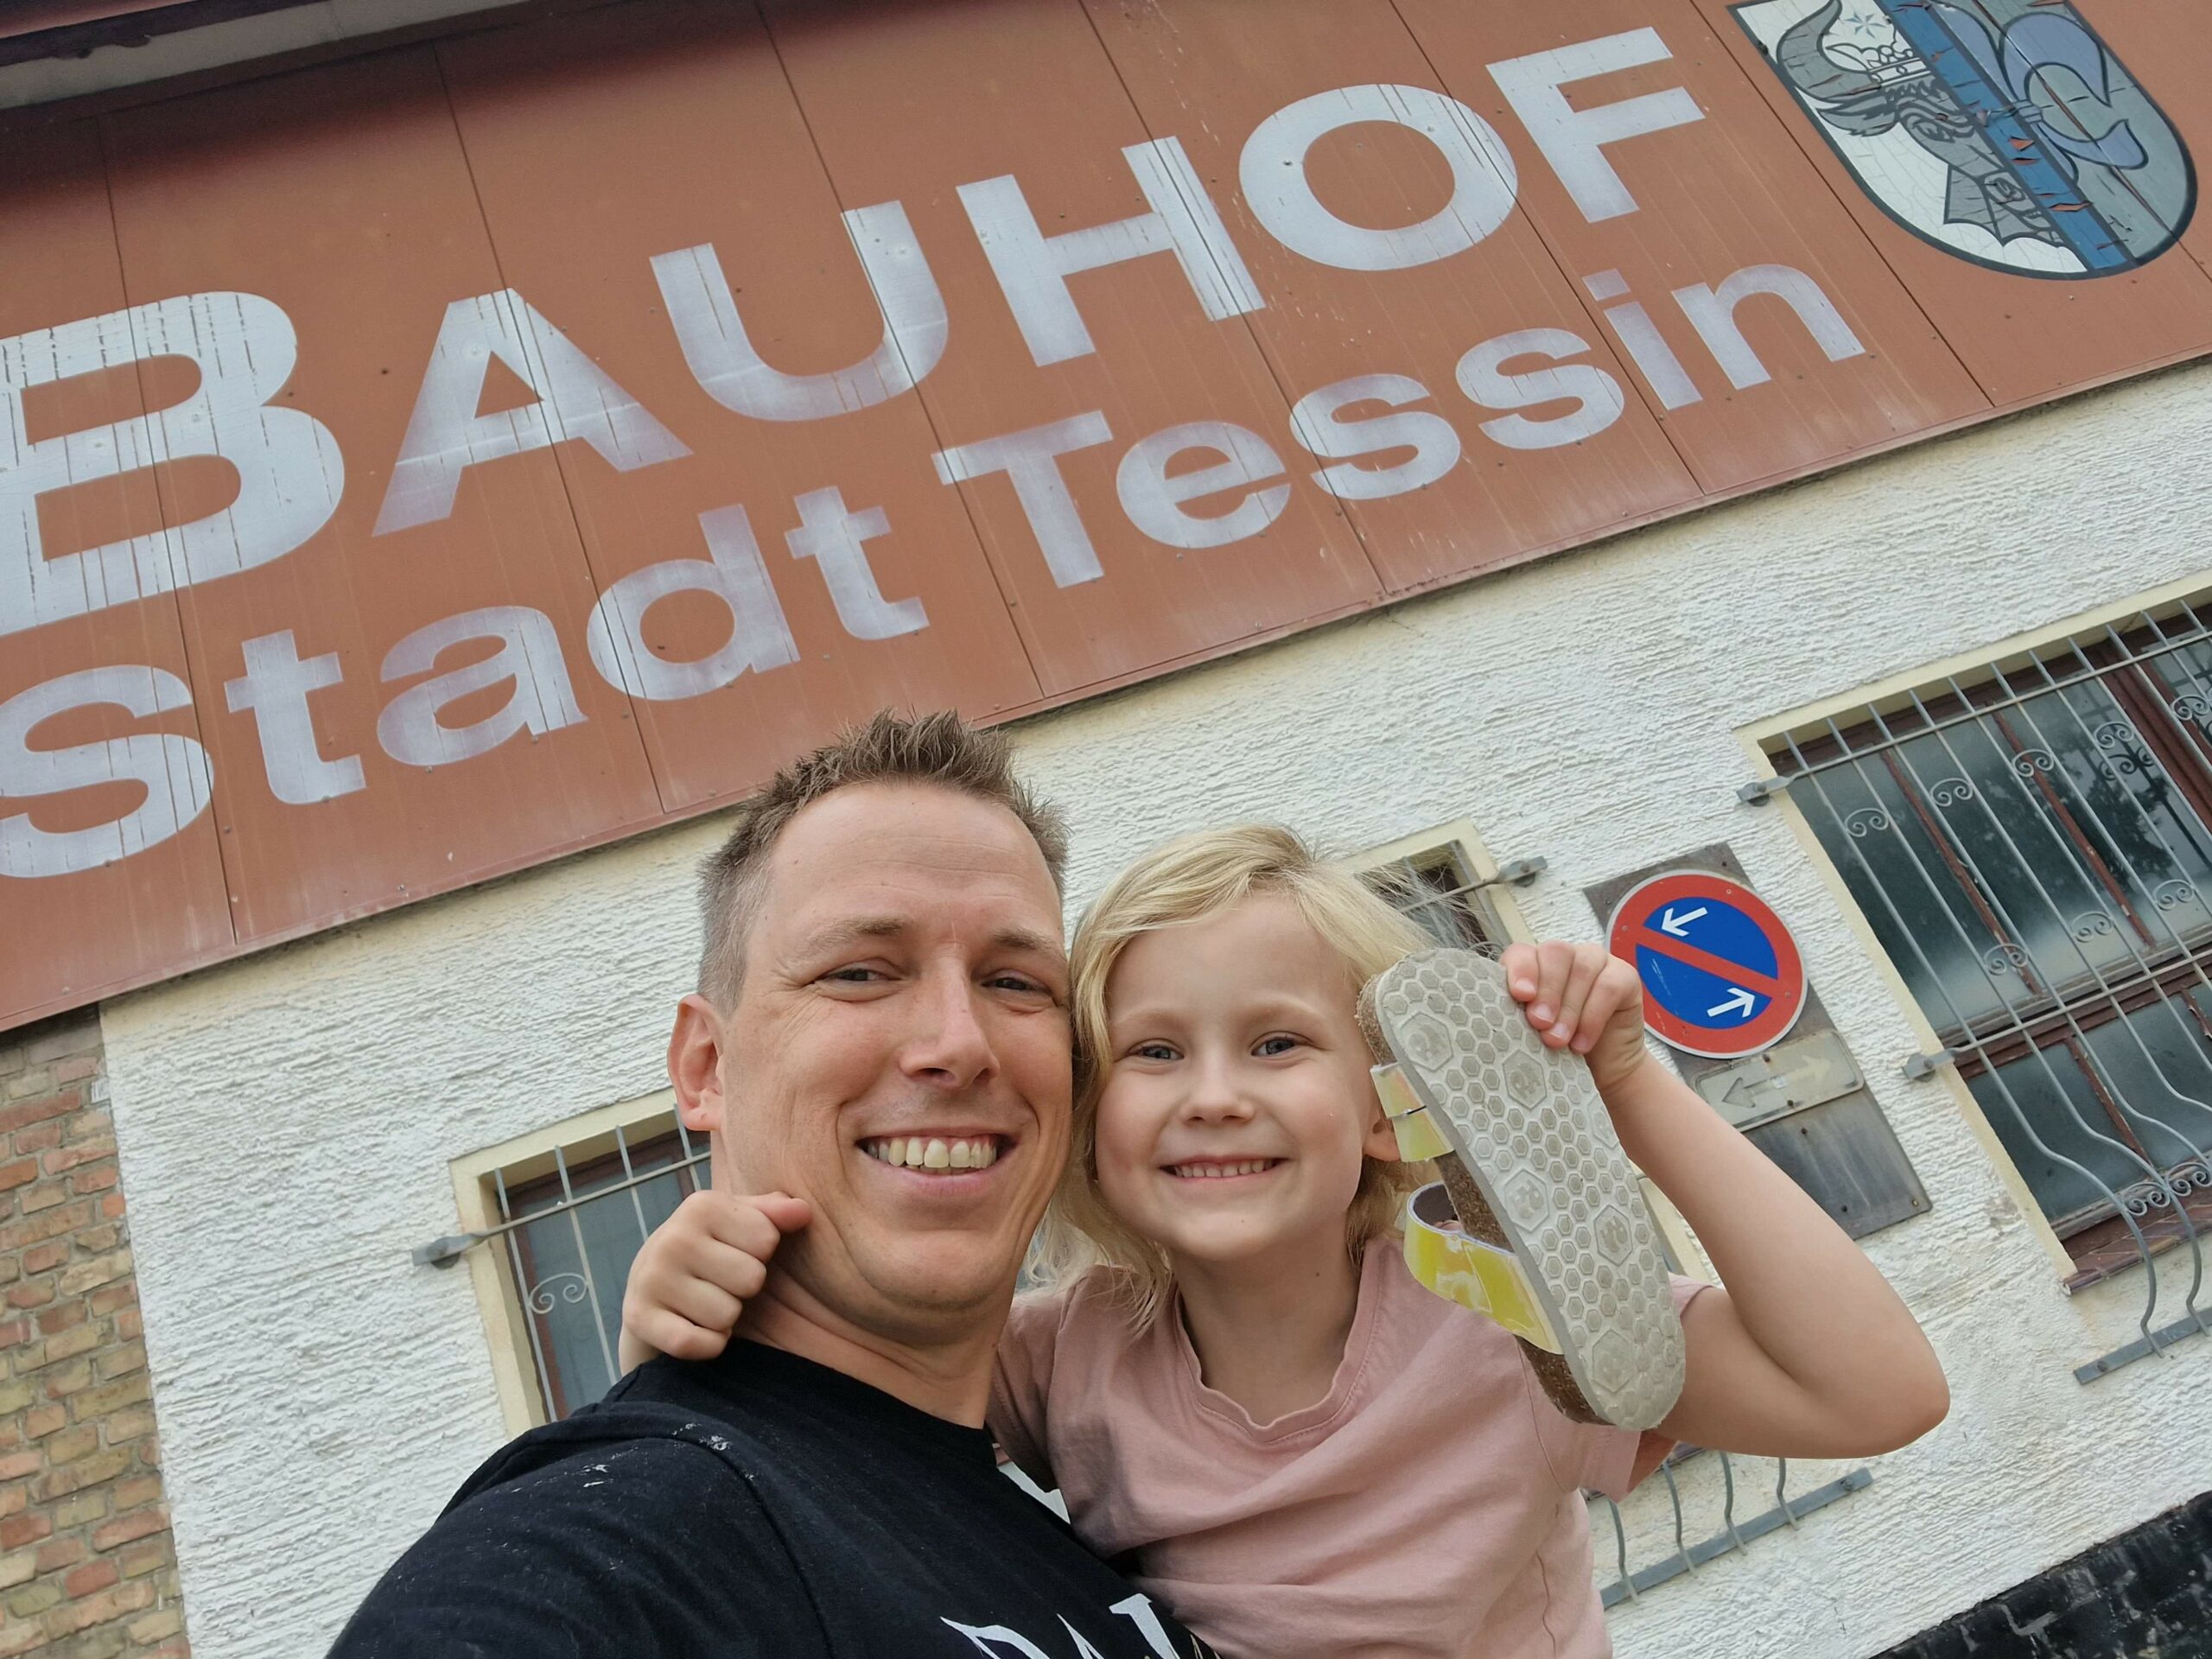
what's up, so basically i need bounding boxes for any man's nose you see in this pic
[899,964,997,1089]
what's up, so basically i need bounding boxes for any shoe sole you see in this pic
[1370,948,1686,1430]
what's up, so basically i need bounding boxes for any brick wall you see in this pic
[1878,1487,2212,1659]
[0,1010,188,1659]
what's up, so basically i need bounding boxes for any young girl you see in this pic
[620,826,1947,1657]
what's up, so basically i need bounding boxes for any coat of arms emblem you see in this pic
[1733,0,2195,276]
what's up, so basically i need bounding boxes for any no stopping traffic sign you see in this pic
[1605,871,1807,1059]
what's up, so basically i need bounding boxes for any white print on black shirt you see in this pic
[944,1592,1220,1659]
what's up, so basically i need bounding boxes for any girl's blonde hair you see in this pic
[1030,823,1431,1326]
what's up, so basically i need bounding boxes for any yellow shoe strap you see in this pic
[1372,1063,1451,1161]
[1401,1180,1561,1353]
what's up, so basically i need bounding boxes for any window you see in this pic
[1347,826,1514,955]
[451,1096,710,1427]
[1768,597,2212,1285]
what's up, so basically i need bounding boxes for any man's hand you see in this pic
[1499,940,1649,1096]
[618,1190,811,1372]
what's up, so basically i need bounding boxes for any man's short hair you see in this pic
[696,709,1070,1007]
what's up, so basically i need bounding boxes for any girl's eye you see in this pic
[1255,1034,1302,1058]
[1128,1041,1180,1062]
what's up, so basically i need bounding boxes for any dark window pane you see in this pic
[2076,994,2212,1176]
[1967,1048,2139,1230]
[1794,760,2010,1030]
[1887,721,2137,992]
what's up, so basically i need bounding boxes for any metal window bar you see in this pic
[1592,1452,1873,1607]
[491,1122,711,1420]
[1770,603,2212,1380]
[494,1163,563,1422]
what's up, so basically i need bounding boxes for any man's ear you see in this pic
[669,993,730,1135]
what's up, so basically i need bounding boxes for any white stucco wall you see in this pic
[103,359,2212,1659]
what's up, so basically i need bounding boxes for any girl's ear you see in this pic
[1360,1081,1402,1163]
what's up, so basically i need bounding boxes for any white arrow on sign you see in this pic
[1707,988,1758,1020]
[1659,906,1707,938]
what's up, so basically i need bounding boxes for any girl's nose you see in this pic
[1184,1056,1255,1121]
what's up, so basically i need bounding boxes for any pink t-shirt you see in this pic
[989,1243,1706,1659]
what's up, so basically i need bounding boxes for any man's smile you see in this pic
[856,1133,1008,1173]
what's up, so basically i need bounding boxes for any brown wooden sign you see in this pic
[2,0,2206,1031]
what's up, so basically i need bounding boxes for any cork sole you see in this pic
[1370,948,1685,1430]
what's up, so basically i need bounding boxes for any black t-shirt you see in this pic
[329,1338,1220,1658]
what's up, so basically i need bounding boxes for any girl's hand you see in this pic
[1500,941,1650,1096]
[617,1189,811,1372]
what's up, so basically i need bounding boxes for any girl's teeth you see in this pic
[1173,1160,1273,1178]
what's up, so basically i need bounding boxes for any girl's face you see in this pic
[1092,894,1400,1273]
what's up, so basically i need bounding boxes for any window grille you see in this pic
[486,1111,710,1421]
[1590,1454,1870,1607]
[1769,598,2212,1366]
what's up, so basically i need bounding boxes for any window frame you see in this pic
[1339,819,1528,954]
[449,1089,695,1435]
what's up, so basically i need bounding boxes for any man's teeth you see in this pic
[861,1135,1001,1172]
[1168,1160,1276,1179]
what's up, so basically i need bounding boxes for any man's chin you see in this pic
[861,1250,1020,1316]
[783,1233,1023,1339]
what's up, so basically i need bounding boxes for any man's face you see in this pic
[690,784,1071,1343]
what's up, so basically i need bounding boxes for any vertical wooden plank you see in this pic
[100,49,666,946]
[1694,0,2212,405]
[1396,0,1991,491]
[0,119,237,1025]
[1079,0,1701,595]
[762,0,1383,696]
[436,0,1044,813]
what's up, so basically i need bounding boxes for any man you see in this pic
[332,712,1217,1657]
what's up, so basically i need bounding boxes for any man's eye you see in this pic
[823,966,885,984]
[987,974,1048,995]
